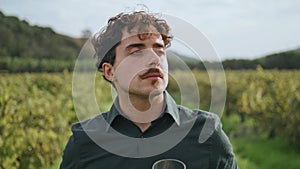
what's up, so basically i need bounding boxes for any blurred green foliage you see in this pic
[226,68,300,147]
[0,73,76,168]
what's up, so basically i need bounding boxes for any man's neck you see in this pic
[118,92,165,132]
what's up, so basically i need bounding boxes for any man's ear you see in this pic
[102,63,114,82]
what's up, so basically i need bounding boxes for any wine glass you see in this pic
[152,159,186,169]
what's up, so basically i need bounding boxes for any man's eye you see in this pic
[154,49,165,56]
[130,50,143,55]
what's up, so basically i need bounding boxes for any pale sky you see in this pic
[1,0,300,60]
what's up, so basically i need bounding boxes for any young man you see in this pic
[60,10,238,169]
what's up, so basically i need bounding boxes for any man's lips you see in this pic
[144,73,163,79]
[139,68,164,79]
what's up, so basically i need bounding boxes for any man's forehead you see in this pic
[121,26,162,41]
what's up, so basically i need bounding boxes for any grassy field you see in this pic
[232,137,300,169]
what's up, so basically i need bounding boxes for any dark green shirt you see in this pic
[60,92,238,169]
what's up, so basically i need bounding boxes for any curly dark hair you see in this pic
[92,10,173,81]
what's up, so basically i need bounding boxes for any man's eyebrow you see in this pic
[125,43,145,50]
[125,43,165,50]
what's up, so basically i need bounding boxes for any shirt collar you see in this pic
[163,91,180,126]
[105,91,181,129]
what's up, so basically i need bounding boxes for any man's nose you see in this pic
[146,48,160,67]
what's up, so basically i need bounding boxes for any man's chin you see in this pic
[149,89,164,98]
[128,88,164,98]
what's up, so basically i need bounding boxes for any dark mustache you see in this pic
[139,68,164,79]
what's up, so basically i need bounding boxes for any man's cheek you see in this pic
[161,58,168,73]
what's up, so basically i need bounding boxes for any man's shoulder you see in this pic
[70,112,112,145]
[177,105,220,123]
[71,112,109,135]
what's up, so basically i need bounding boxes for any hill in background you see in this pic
[0,11,85,72]
[222,48,300,70]
[0,11,300,72]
